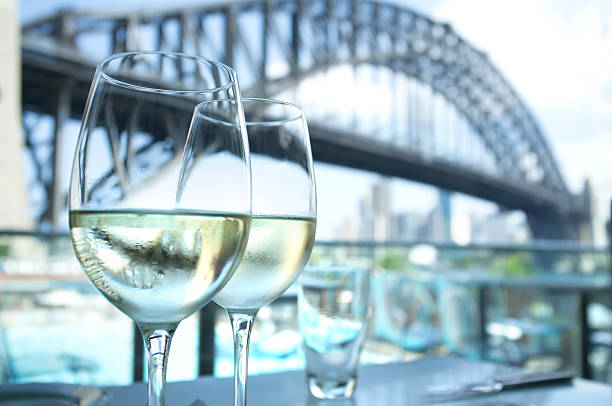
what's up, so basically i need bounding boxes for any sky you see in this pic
[421,0,611,186]
[308,0,611,241]
[401,0,612,241]
[18,0,612,242]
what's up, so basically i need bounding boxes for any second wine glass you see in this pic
[206,98,317,406]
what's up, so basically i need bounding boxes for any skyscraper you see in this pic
[359,178,392,240]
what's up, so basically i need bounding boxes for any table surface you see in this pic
[104,357,612,406]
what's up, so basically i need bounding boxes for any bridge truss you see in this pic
[20,0,591,238]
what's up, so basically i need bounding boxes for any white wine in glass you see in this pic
[68,52,252,406]
[214,215,315,311]
[70,209,250,330]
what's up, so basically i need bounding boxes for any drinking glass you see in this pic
[209,98,317,406]
[298,267,370,399]
[68,51,251,406]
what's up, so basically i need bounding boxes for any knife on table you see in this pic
[425,370,574,402]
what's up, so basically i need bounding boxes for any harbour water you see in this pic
[0,280,306,385]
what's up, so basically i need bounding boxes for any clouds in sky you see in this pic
[402,0,611,239]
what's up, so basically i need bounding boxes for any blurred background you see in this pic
[0,0,610,387]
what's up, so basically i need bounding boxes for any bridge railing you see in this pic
[0,230,609,384]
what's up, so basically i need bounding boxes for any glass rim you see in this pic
[97,51,238,95]
[196,97,304,127]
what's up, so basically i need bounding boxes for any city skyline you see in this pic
[331,176,530,244]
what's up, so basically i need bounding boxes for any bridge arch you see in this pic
[20,0,589,238]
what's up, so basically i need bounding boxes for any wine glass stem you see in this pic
[144,329,174,406]
[229,311,257,406]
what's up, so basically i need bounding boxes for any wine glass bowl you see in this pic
[206,97,317,406]
[69,209,250,331]
[212,99,316,312]
[68,51,251,406]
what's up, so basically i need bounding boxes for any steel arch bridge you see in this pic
[20,0,591,238]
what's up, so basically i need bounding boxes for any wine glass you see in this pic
[68,51,251,406]
[209,98,317,406]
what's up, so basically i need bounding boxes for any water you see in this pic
[301,315,365,379]
[0,284,200,386]
[0,284,304,385]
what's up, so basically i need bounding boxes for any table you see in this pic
[105,357,612,406]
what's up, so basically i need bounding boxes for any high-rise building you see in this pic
[390,211,424,240]
[417,190,451,241]
[358,178,392,240]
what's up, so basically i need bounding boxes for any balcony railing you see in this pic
[0,231,610,385]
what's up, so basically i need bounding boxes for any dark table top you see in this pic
[103,357,612,406]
